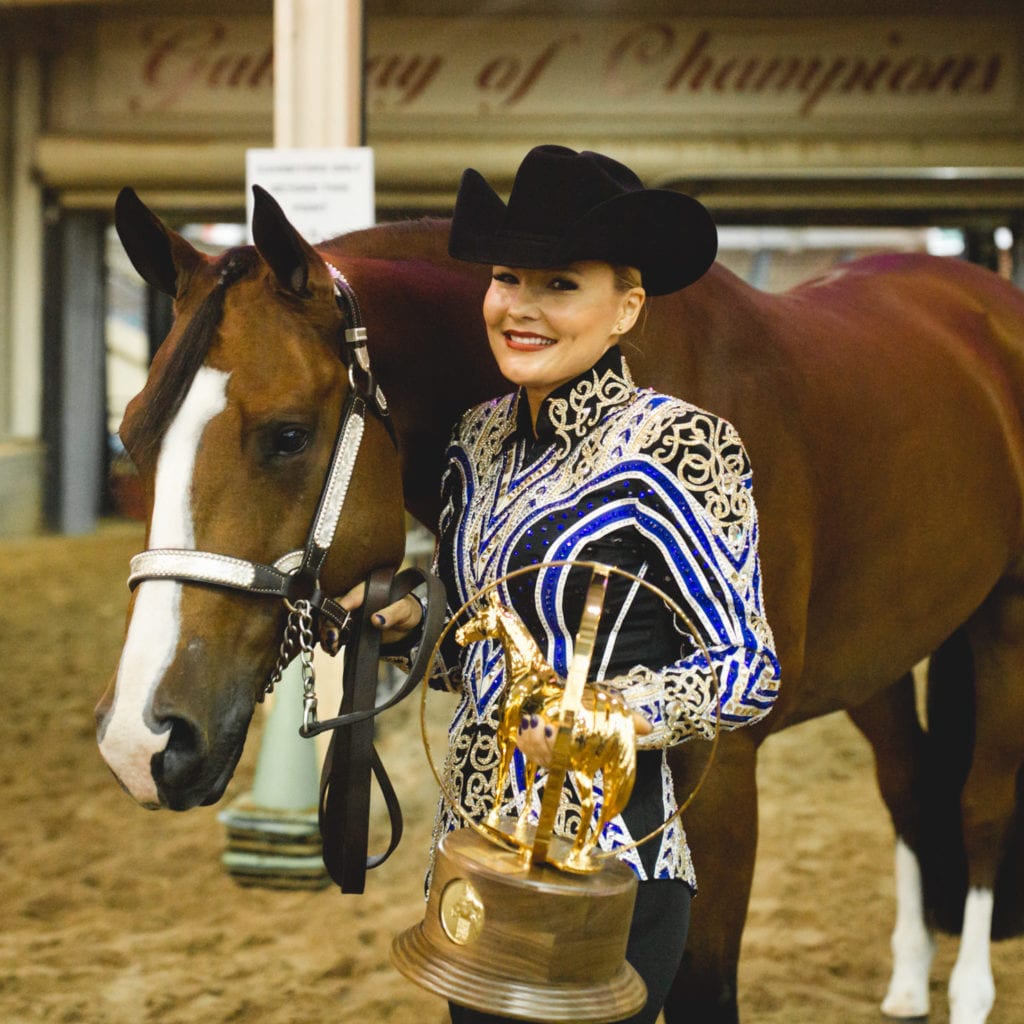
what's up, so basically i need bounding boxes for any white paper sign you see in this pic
[245,147,375,244]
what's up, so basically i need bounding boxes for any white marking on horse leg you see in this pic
[98,367,230,807]
[948,888,995,1024]
[881,838,934,1018]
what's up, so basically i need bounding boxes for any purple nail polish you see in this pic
[544,726,553,738]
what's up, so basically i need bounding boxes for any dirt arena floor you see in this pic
[2,521,1022,1024]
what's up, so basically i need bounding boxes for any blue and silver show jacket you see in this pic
[429,346,780,887]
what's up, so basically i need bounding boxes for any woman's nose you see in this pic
[507,287,540,320]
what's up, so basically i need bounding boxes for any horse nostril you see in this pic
[151,715,207,807]
[167,715,200,754]
[94,691,114,741]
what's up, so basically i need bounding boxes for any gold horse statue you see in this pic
[455,591,637,872]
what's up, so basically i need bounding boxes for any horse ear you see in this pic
[114,187,204,298]
[251,184,318,295]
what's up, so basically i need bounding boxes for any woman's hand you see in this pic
[516,713,556,766]
[320,582,423,653]
[514,698,653,768]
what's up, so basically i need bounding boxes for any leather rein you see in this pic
[126,263,444,893]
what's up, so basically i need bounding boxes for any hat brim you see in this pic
[448,169,717,295]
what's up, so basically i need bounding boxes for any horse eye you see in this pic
[273,425,310,456]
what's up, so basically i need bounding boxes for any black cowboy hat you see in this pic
[448,145,717,295]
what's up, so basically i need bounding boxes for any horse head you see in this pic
[454,592,504,647]
[95,188,406,811]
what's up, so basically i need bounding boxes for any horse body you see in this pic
[97,192,1024,1023]
[762,258,1024,718]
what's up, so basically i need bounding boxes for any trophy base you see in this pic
[481,814,606,874]
[391,828,647,1023]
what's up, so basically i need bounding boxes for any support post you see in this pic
[221,0,366,888]
[42,208,107,535]
[274,0,364,148]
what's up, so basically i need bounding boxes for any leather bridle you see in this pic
[126,263,444,893]
[127,264,391,644]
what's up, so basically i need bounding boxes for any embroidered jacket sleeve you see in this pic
[381,417,471,691]
[601,400,780,748]
[422,409,481,694]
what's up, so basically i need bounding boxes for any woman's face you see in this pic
[482,261,645,421]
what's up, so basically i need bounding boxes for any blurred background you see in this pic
[1,0,1022,540]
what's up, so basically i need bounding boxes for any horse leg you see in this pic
[515,757,537,843]
[847,673,933,1019]
[663,731,759,1024]
[565,764,596,871]
[948,582,1024,1024]
[486,701,520,831]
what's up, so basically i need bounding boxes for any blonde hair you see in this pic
[611,264,643,293]
[610,264,648,336]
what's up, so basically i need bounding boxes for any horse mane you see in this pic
[130,248,258,459]
[128,217,459,462]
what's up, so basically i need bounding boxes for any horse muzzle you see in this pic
[95,658,254,811]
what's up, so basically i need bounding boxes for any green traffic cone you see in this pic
[218,658,329,888]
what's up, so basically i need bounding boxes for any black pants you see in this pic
[448,879,691,1024]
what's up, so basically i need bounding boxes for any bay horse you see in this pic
[454,590,637,870]
[95,185,1024,1024]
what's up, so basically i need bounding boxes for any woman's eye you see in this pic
[273,425,310,456]
[493,271,518,285]
[549,277,578,291]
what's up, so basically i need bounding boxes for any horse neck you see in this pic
[319,225,507,529]
[628,263,767,409]
[494,610,547,683]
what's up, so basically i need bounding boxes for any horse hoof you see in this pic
[882,921,933,1021]
[881,1007,928,1024]
[882,985,930,1020]
[948,989,995,1024]
[949,1003,994,1024]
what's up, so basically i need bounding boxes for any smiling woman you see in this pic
[347,145,780,1024]
[483,261,644,422]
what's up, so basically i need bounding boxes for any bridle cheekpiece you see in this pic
[125,261,394,713]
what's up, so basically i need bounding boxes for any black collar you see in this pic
[507,345,636,452]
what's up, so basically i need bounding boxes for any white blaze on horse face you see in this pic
[99,367,231,807]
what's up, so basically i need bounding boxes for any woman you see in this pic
[344,145,781,1024]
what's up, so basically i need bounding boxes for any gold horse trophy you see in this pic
[391,562,719,1023]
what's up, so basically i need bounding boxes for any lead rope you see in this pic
[312,566,447,893]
